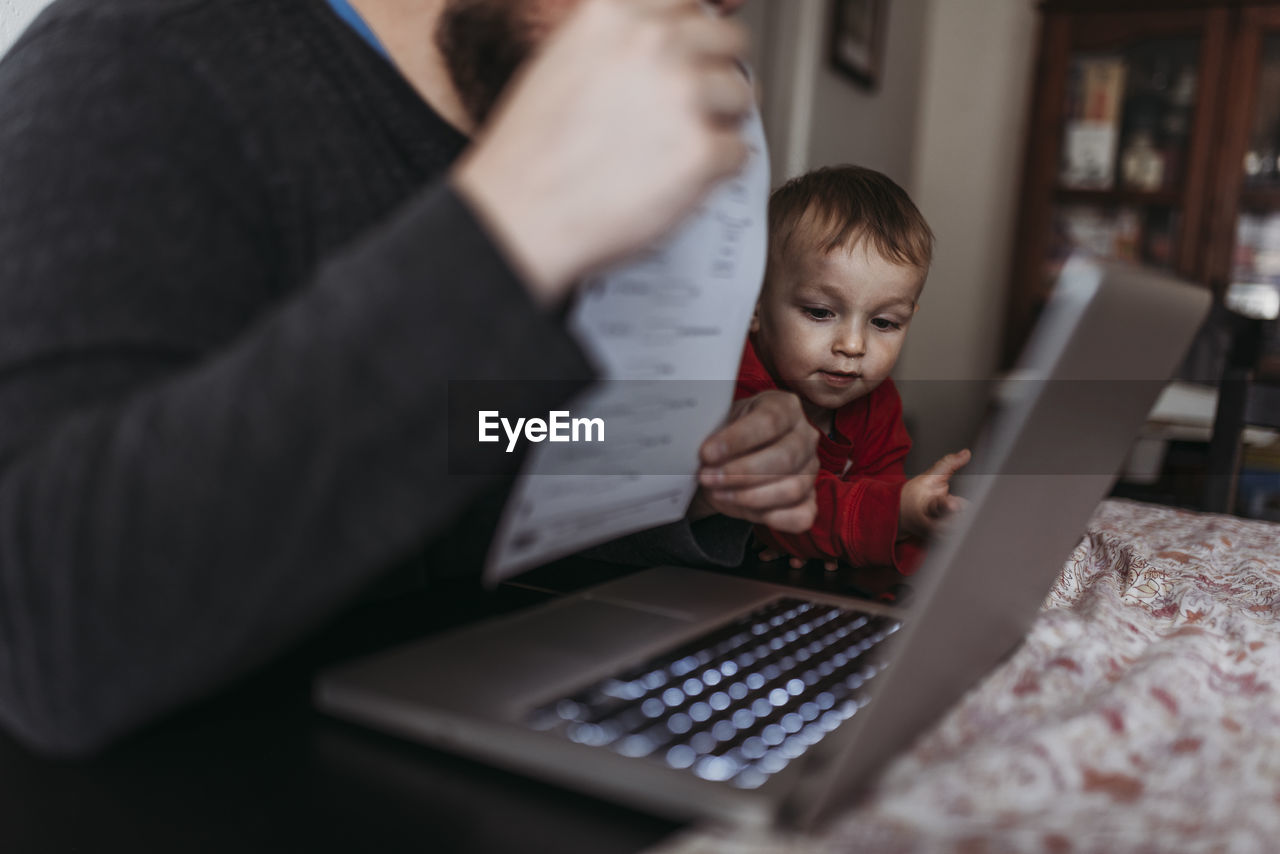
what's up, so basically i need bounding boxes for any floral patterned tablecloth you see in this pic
[653,499,1280,854]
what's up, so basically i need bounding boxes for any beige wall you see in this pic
[745,0,929,188]
[897,0,1038,466]
[806,0,930,187]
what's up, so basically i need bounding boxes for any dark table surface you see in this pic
[1,557,905,854]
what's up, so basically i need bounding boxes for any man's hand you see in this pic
[689,391,819,532]
[898,449,971,540]
[453,0,754,304]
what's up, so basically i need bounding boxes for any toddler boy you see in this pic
[733,165,969,573]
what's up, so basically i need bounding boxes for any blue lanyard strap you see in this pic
[326,0,390,59]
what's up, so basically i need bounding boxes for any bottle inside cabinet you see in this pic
[1059,55,1127,189]
[1057,40,1199,194]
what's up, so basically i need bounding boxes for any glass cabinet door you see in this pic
[1048,39,1200,284]
[1004,8,1227,368]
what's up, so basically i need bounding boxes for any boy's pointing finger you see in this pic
[925,448,971,478]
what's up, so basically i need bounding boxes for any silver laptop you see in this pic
[316,257,1210,831]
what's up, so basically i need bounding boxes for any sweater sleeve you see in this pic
[580,515,752,569]
[755,472,910,569]
[0,22,592,755]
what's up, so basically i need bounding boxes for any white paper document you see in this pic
[484,107,771,582]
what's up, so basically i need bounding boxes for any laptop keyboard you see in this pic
[526,597,900,790]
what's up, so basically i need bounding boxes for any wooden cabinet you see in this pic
[1004,1,1280,371]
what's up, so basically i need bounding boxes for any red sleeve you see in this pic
[755,471,904,567]
[756,381,925,574]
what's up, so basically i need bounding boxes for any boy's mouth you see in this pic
[818,370,860,387]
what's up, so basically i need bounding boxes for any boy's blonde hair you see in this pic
[766,165,934,282]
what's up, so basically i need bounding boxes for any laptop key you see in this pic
[664,744,698,769]
[694,754,742,782]
[731,765,769,790]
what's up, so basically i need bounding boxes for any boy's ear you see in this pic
[749,303,761,334]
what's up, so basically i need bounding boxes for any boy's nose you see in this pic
[833,326,866,358]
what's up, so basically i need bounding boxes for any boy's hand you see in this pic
[689,391,819,532]
[899,449,971,540]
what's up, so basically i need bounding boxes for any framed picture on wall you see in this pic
[830,0,886,90]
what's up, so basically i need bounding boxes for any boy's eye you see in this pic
[871,318,903,331]
[802,307,834,320]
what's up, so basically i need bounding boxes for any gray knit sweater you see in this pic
[0,0,746,756]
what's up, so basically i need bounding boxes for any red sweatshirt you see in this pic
[735,340,923,574]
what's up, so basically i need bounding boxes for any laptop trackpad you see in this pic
[370,598,701,717]
[519,598,689,659]
[584,566,779,622]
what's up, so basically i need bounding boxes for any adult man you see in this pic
[0,0,817,756]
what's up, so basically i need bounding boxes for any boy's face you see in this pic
[751,238,923,425]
